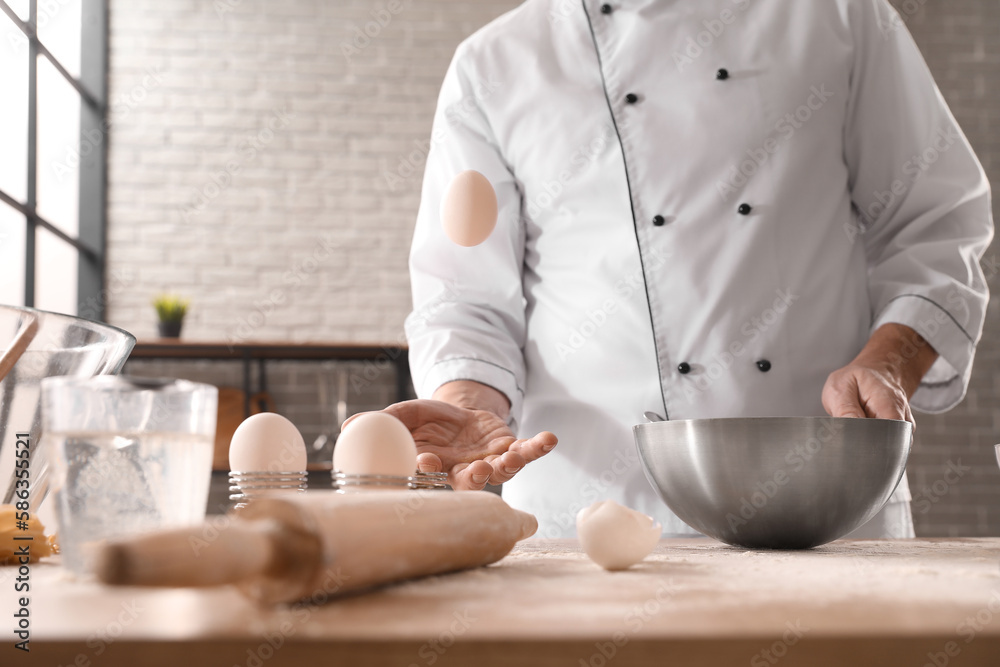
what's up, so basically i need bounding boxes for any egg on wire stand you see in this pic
[332,412,418,492]
[228,413,308,505]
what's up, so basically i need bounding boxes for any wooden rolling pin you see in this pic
[95,490,536,605]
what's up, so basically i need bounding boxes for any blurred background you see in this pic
[1,0,997,534]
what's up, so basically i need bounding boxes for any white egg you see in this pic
[441,170,498,247]
[333,412,417,477]
[576,500,662,571]
[229,412,307,473]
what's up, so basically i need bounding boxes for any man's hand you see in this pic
[342,381,557,490]
[822,323,938,425]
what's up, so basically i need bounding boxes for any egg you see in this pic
[333,412,417,477]
[441,170,498,247]
[229,412,307,473]
[576,500,662,571]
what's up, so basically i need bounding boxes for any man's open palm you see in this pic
[343,399,557,490]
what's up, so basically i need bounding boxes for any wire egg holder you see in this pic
[229,470,309,509]
[331,470,449,492]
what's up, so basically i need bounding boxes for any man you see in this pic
[383,0,993,539]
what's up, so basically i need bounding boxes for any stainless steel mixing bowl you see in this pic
[634,417,912,549]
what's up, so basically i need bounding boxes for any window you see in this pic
[0,0,107,318]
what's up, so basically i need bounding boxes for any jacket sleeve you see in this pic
[404,41,528,430]
[844,0,994,412]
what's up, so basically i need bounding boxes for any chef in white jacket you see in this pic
[380,0,993,539]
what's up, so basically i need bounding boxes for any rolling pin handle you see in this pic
[93,519,318,589]
[515,509,538,540]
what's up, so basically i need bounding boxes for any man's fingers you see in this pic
[416,452,443,473]
[823,364,916,426]
[382,399,450,430]
[822,374,867,419]
[450,460,492,491]
[861,389,908,422]
[508,431,558,463]
[486,450,527,485]
[346,400,441,430]
[829,402,867,419]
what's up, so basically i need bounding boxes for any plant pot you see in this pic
[157,321,183,338]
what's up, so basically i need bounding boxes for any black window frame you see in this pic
[0,0,108,320]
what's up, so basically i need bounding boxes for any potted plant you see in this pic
[153,294,189,338]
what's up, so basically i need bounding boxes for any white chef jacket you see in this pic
[405,0,993,539]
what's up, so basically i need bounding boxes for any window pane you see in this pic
[5,0,29,21]
[37,0,81,79]
[36,55,80,239]
[0,204,26,306]
[0,11,29,204]
[34,226,78,315]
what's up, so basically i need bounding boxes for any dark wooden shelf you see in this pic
[131,339,407,361]
[126,340,412,407]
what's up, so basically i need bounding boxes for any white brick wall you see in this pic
[106,0,522,342]
[107,0,1000,536]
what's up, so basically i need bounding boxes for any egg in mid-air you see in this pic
[441,169,498,247]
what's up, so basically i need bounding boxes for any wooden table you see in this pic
[4,538,1000,666]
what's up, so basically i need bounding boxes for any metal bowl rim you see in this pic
[632,416,912,432]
